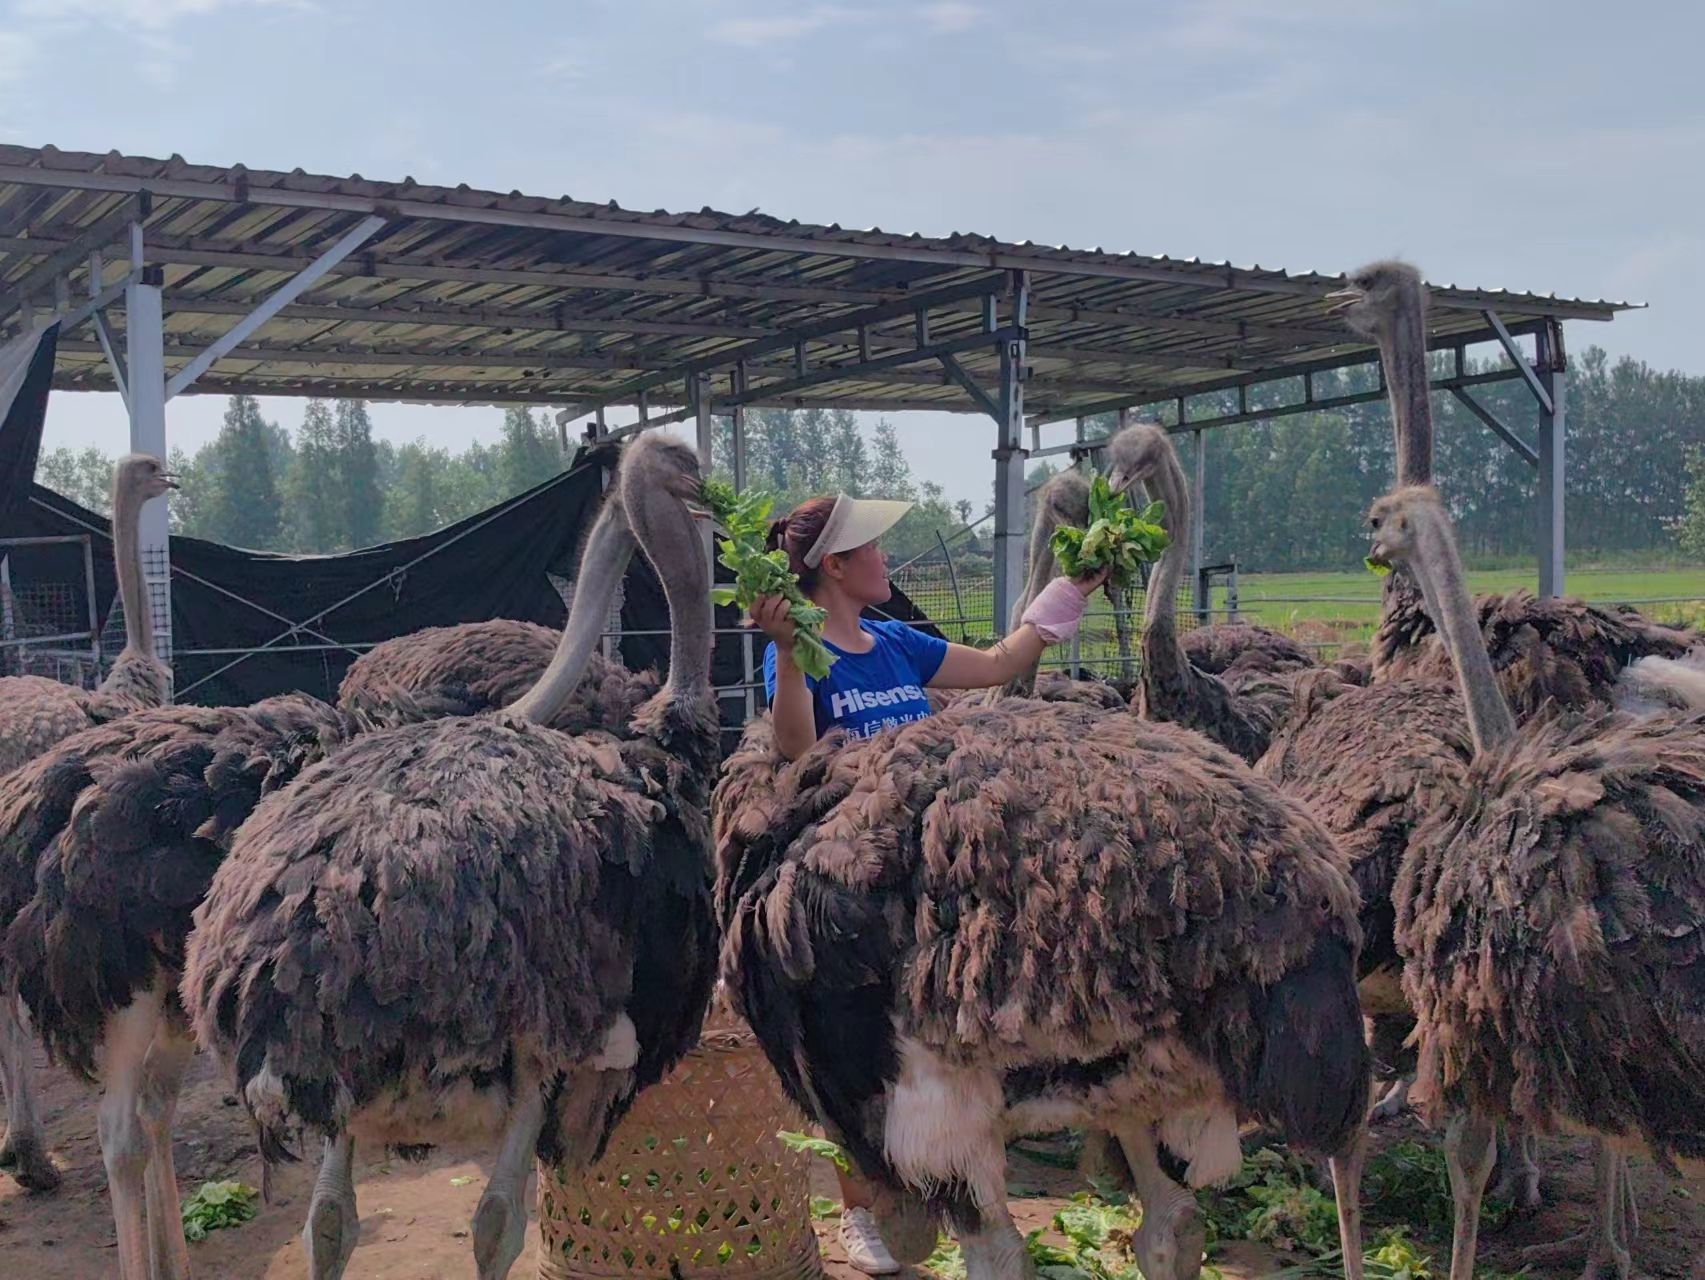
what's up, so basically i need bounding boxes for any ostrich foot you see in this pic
[1491,1125,1543,1212]
[472,1088,545,1280]
[1520,1232,1590,1268]
[1369,1076,1412,1124]
[955,1213,1033,1280]
[0,1131,61,1191]
[1133,1192,1204,1280]
[304,1135,360,1280]
[870,1185,939,1266]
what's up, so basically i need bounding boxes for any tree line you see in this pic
[31,344,1705,572]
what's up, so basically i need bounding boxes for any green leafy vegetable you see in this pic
[1050,476,1170,590]
[181,1179,259,1242]
[776,1129,851,1172]
[701,478,836,679]
[1364,556,1392,577]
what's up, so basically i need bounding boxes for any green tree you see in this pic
[499,406,562,496]
[334,399,381,549]
[204,395,283,549]
[35,445,115,513]
[285,399,341,552]
[868,418,914,500]
[828,410,869,496]
[385,440,450,539]
[1673,448,1705,561]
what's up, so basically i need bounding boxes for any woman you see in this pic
[748,491,1102,1274]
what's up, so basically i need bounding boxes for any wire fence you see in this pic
[0,536,104,685]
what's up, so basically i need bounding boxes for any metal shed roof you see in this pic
[0,144,1635,426]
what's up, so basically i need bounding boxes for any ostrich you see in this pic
[1328,260,1699,720]
[0,454,174,1191]
[338,618,659,734]
[1367,484,1705,1280]
[0,690,462,1277]
[0,453,176,773]
[990,469,1127,709]
[1103,423,1343,763]
[182,432,719,1280]
[714,696,1372,1280]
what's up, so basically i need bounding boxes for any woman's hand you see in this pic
[1070,566,1110,596]
[747,594,798,647]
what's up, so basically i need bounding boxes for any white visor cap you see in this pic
[802,494,913,568]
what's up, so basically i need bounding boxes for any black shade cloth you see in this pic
[0,323,55,531]
[5,427,940,719]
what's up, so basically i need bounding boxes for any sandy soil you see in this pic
[2,1043,1700,1278]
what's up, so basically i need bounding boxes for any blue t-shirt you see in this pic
[763,618,949,741]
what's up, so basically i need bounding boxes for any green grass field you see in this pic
[897,566,1705,655]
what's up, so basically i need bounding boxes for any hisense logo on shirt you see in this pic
[829,684,926,719]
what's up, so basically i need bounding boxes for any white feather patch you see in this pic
[1158,1105,1242,1188]
[883,1036,1007,1207]
[590,1014,639,1071]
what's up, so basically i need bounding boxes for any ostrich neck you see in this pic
[655,528,713,703]
[506,502,636,723]
[1380,303,1433,488]
[111,484,155,658]
[1405,518,1516,752]
[1007,493,1077,693]
[1141,445,1191,679]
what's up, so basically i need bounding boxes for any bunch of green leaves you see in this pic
[1363,1140,1511,1236]
[1198,1148,1339,1257]
[702,478,835,679]
[1050,477,1170,590]
[180,1180,259,1242]
[776,1129,851,1172]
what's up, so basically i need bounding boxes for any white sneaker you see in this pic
[838,1205,902,1276]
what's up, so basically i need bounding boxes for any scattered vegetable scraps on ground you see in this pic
[1050,477,1170,590]
[702,479,836,679]
[181,1179,259,1242]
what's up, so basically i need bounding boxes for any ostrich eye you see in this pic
[1369,516,1381,529]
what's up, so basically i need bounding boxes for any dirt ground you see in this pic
[2,1042,1700,1278]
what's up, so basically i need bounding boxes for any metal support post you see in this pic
[1535,320,1566,597]
[124,246,172,671]
[990,272,1029,636]
[731,364,748,492]
[693,373,717,570]
[1191,428,1208,623]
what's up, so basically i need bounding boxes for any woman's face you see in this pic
[827,539,892,606]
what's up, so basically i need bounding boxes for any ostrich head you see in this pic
[1325,259,1426,340]
[1364,484,1443,571]
[113,453,179,505]
[1103,420,1172,496]
[1035,468,1090,530]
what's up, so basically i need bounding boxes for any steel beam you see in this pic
[93,310,128,408]
[165,215,387,399]
[1535,321,1566,598]
[708,327,1019,411]
[935,352,1000,418]
[124,259,171,670]
[1026,318,1548,427]
[1449,386,1538,467]
[0,199,143,327]
[1483,308,1553,415]
[1026,366,1531,458]
[1191,428,1207,622]
[991,272,1029,635]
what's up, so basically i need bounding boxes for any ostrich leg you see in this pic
[1442,1109,1496,1280]
[0,994,57,1190]
[303,1133,360,1280]
[1329,1122,1368,1280]
[139,1018,195,1280]
[1369,1076,1412,1124]
[472,1089,546,1280]
[949,1194,1032,1280]
[1491,1122,1542,1210]
[1115,1122,1205,1280]
[97,997,163,1280]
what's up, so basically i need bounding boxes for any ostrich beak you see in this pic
[1324,287,1363,316]
[1106,469,1134,495]
[160,472,181,490]
[1366,538,1392,569]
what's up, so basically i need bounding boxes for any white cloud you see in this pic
[16,0,307,27]
[922,2,979,34]
[707,6,860,47]
[539,51,587,81]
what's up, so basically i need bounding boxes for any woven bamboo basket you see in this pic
[537,1003,825,1280]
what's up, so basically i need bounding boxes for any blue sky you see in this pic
[5,0,1701,505]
